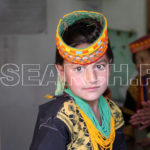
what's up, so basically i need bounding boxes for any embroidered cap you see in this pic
[56,10,108,65]
[129,35,150,53]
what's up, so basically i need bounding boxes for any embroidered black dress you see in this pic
[30,94,127,150]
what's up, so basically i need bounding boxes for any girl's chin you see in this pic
[79,95,101,101]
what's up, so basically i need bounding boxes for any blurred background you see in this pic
[0,0,149,150]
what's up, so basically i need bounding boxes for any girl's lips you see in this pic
[84,86,100,91]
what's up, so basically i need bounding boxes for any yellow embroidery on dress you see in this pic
[57,100,93,149]
[122,106,135,115]
[105,98,124,130]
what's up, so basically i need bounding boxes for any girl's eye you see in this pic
[97,64,105,70]
[75,66,83,72]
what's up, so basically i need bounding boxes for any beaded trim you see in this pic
[56,10,108,65]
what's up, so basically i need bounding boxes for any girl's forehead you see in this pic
[136,50,150,58]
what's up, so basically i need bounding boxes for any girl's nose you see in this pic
[85,68,97,84]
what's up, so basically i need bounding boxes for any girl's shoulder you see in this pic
[39,94,75,119]
[104,97,124,130]
[39,94,81,134]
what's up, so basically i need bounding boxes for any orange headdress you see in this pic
[56,10,108,65]
[129,35,150,53]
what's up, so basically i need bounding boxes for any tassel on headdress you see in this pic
[55,75,65,96]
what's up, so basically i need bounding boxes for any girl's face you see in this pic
[135,50,150,76]
[57,43,111,102]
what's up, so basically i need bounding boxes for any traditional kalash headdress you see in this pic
[56,10,108,65]
[129,34,150,53]
[54,11,115,150]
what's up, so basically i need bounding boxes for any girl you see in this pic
[122,35,150,149]
[30,10,126,150]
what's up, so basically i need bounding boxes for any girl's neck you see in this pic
[87,99,99,112]
[87,99,102,125]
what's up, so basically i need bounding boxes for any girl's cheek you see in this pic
[98,71,109,82]
[67,74,83,85]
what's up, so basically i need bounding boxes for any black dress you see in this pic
[30,94,127,150]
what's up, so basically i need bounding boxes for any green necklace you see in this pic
[64,87,111,138]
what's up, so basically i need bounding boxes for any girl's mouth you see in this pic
[84,86,100,92]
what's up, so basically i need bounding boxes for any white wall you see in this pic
[101,0,146,37]
[0,0,146,150]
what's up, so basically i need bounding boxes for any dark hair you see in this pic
[132,48,150,64]
[55,18,113,65]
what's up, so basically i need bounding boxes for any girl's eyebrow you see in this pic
[69,64,82,67]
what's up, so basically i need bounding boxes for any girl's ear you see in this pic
[56,64,65,82]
